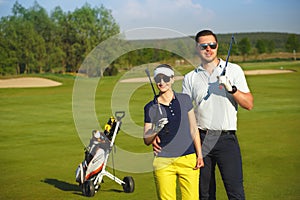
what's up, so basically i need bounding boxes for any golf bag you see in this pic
[75,111,134,197]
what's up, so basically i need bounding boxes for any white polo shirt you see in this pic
[182,59,250,130]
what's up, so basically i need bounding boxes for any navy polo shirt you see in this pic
[144,92,195,157]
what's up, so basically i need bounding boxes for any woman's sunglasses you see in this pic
[197,42,217,50]
[154,75,171,83]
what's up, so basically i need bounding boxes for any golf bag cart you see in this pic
[75,111,134,197]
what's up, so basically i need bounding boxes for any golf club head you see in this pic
[145,68,150,77]
[145,67,157,98]
[231,34,236,42]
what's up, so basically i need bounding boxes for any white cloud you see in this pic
[121,0,148,19]
[112,0,214,36]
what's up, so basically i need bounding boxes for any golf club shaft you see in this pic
[145,68,157,97]
[145,68,162,115]
[221,34,235,76]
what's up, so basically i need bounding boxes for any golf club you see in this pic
[145,68,162,115]
[145,68,157,97]
[221,34,235,76]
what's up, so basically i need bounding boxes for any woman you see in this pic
[143,64,204,200]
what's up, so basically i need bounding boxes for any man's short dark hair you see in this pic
[195,30,218,43]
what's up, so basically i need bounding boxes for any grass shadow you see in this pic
[41,178,81,193]
[100,188,123,193]
[41,178,124,196]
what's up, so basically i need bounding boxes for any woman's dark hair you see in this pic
[195,30,218,43]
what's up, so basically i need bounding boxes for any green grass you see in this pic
[0,61,300,199]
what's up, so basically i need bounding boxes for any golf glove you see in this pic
[154,118,168,133]
[218,75,233,92]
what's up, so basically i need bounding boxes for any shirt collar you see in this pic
[218,59,226,70]
[195,58,226,73]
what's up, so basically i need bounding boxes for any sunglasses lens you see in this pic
[163,76,170,82]
[154,76,160,83]
[199,43,217,50]
[154,75,171,83]
[210,44,217,49]
[200,44,208,50]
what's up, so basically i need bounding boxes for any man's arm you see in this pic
[188,109,204,169]
[182,75,192,96]
[233,90,253,110]
[152,136,161,155]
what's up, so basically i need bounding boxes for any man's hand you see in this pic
[152,136,161,155]
[218,75,233,92]
[193,156,204,170]
[154,117,168,133]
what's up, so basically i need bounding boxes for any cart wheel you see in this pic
[82,180,95,197]
[122,176,134,193]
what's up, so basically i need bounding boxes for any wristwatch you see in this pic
[229,85,237,94]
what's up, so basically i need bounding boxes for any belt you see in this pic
[199,129,236,135]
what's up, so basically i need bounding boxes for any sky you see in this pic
[0,0,299,39]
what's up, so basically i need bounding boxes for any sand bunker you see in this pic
[0,69,295,87]
[243,69,294,75]
[0,77,62,88]
[120,69,295,83]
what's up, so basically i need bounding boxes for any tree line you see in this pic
[0,1,120,75]
[0,2,299,76]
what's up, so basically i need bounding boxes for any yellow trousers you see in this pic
[153,153,199,200]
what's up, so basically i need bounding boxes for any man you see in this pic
[182,30,253,199]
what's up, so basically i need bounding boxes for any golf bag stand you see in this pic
[75,111,135,197]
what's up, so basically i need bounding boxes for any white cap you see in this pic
[153,67,174,78]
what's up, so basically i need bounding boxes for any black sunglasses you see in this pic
[197,42,217,50]
[154,75,171,83]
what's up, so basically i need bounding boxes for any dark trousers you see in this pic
[199,131,245,200]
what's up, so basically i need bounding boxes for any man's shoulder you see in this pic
[227,61,242,70]
[186,68,197,75]
[183,69,197,79]
[227,62,245,75]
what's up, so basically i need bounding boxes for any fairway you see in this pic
[0,61,300,200]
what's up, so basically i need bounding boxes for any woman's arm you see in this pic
[143,122,158,145]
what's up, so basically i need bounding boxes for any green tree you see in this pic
[255,39,266,54]
[0,2,120,75]
[55,3,120,73]
[238,37,251,61]
[266,40,275,53]
[48,6,66,73]
[0,17,16,75]
[9,2,47,73]
[286,34,300,52]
